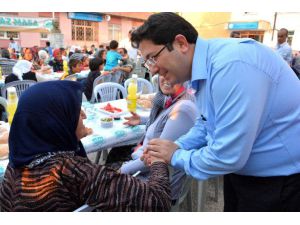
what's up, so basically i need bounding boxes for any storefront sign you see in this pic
[228,22,259,30]
[68,12,103,22]
[0,16,53,30]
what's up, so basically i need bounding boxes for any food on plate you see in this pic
[101,103,122,113]
[101,117,113,122]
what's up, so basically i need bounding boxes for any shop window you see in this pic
[287,30,294,46]
[0,31,19,39]
[108,24,121,42]
[40,33,49,40]
[71,19,97,42]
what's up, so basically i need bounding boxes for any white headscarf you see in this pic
[12,60,32,81]
[38,50,49,61]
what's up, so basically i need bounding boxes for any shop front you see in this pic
[228,21,271,42]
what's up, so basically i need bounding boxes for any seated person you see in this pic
[0,124,9,159]
[111,76,197,204]
[84,57,111,101]
[60,54,83,80]
[5,60,37,84]
[112,48,135,84]
[81,54,90,71]
[48,49,63,72]
[0,80,171,212]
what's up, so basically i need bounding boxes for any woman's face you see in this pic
[159,76,181,95]
[76,110,87,140]
[73,62,82,73]
[24,49,33,61]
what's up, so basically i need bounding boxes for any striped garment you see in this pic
[0,154,171,212]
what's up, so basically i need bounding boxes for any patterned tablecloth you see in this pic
[0,99,150,180]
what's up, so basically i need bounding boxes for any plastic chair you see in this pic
[90,74,112,103]
[1,80,37,99]
[73,204,95,212]
[0,59,17,75]
[170,176,193,212]
[124,77,154,95]
[151,74,159,92]
[93,82,127,103]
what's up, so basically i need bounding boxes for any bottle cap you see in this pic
[132,74,138,79]
[7,87,17,94]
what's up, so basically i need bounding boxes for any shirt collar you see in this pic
[190,38,209,89]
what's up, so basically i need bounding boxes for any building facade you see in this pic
[0,12,152,49]
[181,12,300,52]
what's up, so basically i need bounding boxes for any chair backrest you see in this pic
[124,77,154,95]
[90,74,112,103]
[0,59,17,75]
[1,80,37,99]
[151,74,159,92]
[73,204,95,212]
[93,82,127,103]
[64,74,77,81]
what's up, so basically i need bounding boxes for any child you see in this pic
[84,57,104,101]
[104,40,122,71]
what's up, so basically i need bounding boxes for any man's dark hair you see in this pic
[89,57,104,72]
[9,37,13,41]
[230,31,241,38]
[91,44,95,48]
[109,40,119,50]
[60,47,65,51]
[99,44,104,48]
[119,47,127,54]
[279,28,289,36]
[46,41,50,47]
[131,12,198,49]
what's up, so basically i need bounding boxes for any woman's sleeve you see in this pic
[62,158,171,212]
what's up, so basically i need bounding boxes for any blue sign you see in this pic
[68,12,103,22]
[228,22,258,30]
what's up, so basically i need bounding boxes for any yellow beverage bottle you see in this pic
[7,87,18,125]
[127,74,138,112]
[0,66,3,80]
[61,60,69,80]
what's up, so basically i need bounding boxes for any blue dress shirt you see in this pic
[172,38,300,180]
[276,42,292,64]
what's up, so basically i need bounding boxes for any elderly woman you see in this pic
[4,60,37,84]
[48,49,63,72]
[107,76,197,205]
[0,80,171,212]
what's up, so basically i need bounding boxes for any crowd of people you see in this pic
[0,12,300,212]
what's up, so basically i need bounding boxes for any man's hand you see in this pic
[112,66,121,73]
[142,139,179,165]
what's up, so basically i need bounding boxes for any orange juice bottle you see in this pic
[7,87,18,125]
[127,74,138,112]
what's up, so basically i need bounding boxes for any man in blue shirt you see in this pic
[131,12,300,211]
[45,41,53,58]
[276,28,292,65]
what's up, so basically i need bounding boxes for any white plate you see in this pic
[98,108,126,117]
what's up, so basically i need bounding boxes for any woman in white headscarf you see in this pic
[4,60,37,84]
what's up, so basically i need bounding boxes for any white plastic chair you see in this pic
[124,77,154,95]
[93,82,127,103]
[151,74,159,92]
[90,74,112,103]
[1,80,37,99]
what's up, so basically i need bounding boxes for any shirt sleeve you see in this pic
[62,158,171,211]
[171,61,271,180]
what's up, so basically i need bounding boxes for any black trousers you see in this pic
[224,173,300,212]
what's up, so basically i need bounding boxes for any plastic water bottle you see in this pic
[127,74,138,112]
[7,87,18,125]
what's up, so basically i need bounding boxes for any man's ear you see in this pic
[173,34,189,53]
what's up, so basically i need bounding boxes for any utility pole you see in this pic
[272,12,277,41]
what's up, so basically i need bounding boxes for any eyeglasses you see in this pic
[144,45,167,70]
